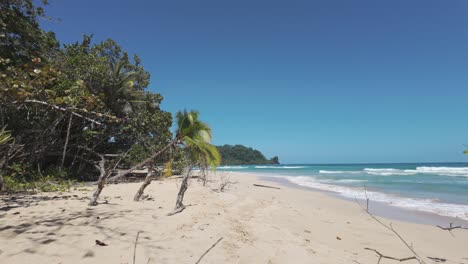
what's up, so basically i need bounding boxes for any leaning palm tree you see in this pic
[133,110,221,202]
[167,111,221,215]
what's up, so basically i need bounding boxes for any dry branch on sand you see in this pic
[355,188,426,264]
[253,184,280,189]
[194,237,223,264]
[364,248,417,263]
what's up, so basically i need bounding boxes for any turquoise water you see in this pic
[217,163,468,220]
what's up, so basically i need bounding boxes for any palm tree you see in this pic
[133,110,221,203]
[167,110,221,215]
[103,58,143,115]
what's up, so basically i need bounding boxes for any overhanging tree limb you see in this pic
[7,99,111,125]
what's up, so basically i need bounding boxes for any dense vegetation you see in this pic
[216,145,279,165]
[0,0,220,201]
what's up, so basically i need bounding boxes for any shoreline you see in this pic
[256,173,468,227]
[1,171,467,263]
[221,169,468,223]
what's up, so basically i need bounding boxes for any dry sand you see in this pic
[1,171,467,264]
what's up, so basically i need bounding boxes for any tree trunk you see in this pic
[134,166,154,201]
[167,166,193,216]
[88,140,176,206]
[107,140,177,183]
[60,114,73,170]
[88,154,106,206]
[0,173,4,191]
[201,165,207,186]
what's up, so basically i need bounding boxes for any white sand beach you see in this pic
[1,172,467,264]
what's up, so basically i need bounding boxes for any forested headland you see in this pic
[217,145,279,165]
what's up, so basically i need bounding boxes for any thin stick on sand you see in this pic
[253,184,280,189]
[194,237,223,264]
[133,231,141,264]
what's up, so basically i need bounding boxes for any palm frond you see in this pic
[163,158,173,177]
[0,128,12,145]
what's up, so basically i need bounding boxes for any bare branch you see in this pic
[364,248,417,263]
[133,231,141,264]
[253,184,280,190]
[356,188,426,264]
[8,99,108,125]
[194,237,223,264]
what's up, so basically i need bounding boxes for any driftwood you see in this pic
[436,223,468,237]
[194,237,223,264]
[253,184,280,189]
[436,223,467,231]
[364,248,417,263]
[95,240,108,246]
[427,257,446,263]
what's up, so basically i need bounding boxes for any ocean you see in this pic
[216,163,468,220]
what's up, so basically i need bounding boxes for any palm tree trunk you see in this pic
[167,166,193,216]
[133,166,154,201]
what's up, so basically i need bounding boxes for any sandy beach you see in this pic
[1,171,467,264]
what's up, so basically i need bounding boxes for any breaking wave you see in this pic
[279,175,468,220]
[320,167,468,177]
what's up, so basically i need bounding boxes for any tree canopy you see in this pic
[216,145,279,165]
[0,0,172,191]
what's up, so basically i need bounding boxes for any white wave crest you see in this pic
[319,167,468,177]
[413,167,468,177]
[280,176,468,220]
[364,168,417,176]
[217,166,248,169]
[255,166,306,169]
[319,170,361,174]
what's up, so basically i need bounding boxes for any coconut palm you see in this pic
[167,110,221,215]
[134,110,221,203]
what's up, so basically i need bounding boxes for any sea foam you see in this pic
[255,166,306,169]
[217,166,248,169]
[278,175,468,220]
[319,166,468,177]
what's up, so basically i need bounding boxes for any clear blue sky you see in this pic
[41,0,468,164]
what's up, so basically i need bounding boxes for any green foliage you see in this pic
[0,128,11,144]
[0,0,173,190]
[2,163,74,192]
[0,0,59,67]
[176,110,221,170]
[216,145,279,165]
